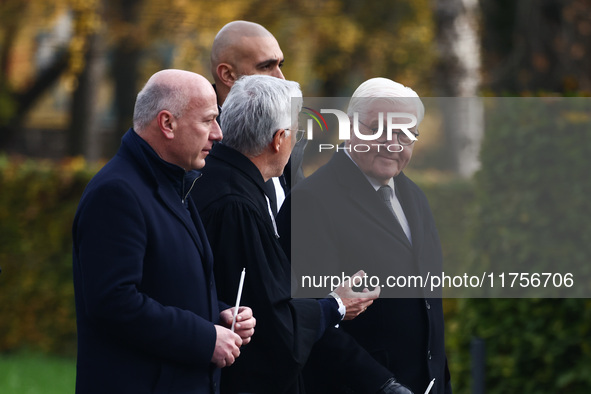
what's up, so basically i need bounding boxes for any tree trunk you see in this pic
[106,0,144,157]
[434,0,483,178]
[0,3,69,152]
[67,33,105,160]
[109,44,141,156]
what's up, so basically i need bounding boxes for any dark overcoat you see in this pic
[73,129,222,394]
[279,150,452,394]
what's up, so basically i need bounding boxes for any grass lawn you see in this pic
[0,352,75,394]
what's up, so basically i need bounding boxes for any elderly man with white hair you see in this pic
[279,77,452,394]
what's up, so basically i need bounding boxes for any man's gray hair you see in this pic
[347,77,425,125]
[133,83,189,132]
[220,75,302,156]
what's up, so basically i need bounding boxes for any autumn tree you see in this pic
[0,1,70,151]
[2,0,440,159]
[480,0,591,94]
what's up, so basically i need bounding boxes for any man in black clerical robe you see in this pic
[194,75,412,394]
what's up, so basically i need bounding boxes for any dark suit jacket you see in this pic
[278,150,452,394]
[72,129,222,394]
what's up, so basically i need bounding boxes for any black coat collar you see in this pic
[208,142,269,197]
[119,129,207,260]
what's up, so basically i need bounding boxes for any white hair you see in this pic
[133,83,189,132]
[347,77,425,125]
[220,75,302,156]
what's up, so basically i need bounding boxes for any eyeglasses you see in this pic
[357,120,419,146]
[284,128,307,143]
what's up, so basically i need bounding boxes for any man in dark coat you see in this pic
[279,78,452,394]
[194,75,410,394]
[72,69,255,394]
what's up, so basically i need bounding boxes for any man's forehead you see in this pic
[201,101,220,116]
[362,102,418,119]
[191,89,219,115]
[238,35,283,58]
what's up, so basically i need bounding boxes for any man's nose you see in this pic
[273,67,285,80]
[210,122,223,141]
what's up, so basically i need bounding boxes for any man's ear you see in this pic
[157,110,175,140]
[217,63,238,87]
[271,129,286,153]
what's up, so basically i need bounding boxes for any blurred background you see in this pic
[1,0,590,393]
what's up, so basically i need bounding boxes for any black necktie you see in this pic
[378,185,413,244]
[377,185,399,222]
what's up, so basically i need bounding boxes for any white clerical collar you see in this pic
[264,194,280,238]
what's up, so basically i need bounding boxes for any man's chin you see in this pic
[193,158,206,171]
[368,168,400,182]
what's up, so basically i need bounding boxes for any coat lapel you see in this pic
[332,152,413,250]
[188,200,214,277]
[395,173,425,261]
[155,181,206,259]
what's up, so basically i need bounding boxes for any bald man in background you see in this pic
[207,20,305,215]
[211,20,285,105]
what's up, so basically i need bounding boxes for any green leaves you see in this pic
[0,156,102,356]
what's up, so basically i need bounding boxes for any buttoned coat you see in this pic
[279,150,452,394]
[73,130,222,394]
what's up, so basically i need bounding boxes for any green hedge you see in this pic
[0,156,102,356]
[406,171,472,393]
[454,98,591,393]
